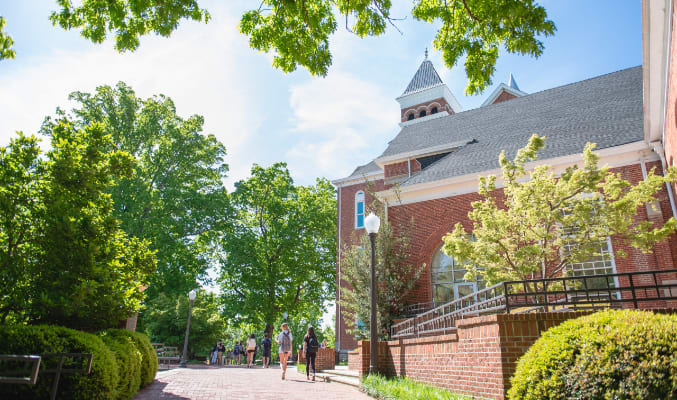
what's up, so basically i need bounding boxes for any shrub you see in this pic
[0,325,118,400]
[99,330,142,399]
[508,309,677,400]
[361,374,471,400]
[122,330,158,387]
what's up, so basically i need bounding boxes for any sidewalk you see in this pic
[133,365,373,400]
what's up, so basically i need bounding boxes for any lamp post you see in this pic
[364,212,380,374]
[179,289,197,368]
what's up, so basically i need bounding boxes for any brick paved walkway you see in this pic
[133,365,373,400]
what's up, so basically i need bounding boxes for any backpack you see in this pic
[307,336,319,353]
[280,331,291,349]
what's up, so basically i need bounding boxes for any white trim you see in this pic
[396,84,463,113]
[399,110,449,127]
[374,139,473,167]
[354,191,365,229]
[336,186,341,351]
[331,171,384,187]
[480,83,527,107]
[378,141,656,206]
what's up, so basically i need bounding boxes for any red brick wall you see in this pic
[297,348,336,371]
[386,162,677,306]
[384,161,409,179]
[492,90,517,105]
[401,97,454,122]
[337,179,388,352]
[664,0,677,192]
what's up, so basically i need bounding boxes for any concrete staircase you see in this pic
[315,366,360,387]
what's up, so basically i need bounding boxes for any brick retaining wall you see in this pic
[349,311,597,399]
[296,348,336,371]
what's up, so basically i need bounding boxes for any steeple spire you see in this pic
[424,48,428,60]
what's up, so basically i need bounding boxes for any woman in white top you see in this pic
[275,323,293,380]
[246,333,257,368]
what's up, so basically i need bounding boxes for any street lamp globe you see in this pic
[188,289,196,301]
[365,212,380,234]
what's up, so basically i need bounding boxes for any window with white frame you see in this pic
[561,200,618,295]
[431,244,485,303]
[355,191,365,229]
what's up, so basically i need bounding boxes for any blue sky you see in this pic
[1,1,642,189]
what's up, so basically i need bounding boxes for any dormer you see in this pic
[481,73,527,107]
[397,52,462,127]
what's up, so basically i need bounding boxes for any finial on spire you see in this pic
[424,48,428,60]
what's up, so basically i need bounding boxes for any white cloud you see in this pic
[286,72,398,182]
[0,4,263,190]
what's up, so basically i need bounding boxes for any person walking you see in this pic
[233,341,241,365]
[213,340,226,366]
[275,323,293,380]
[261,333,273,368]
[303,327,320,381]
[246,334,257,368]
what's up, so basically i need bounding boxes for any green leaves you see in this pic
[0,16,15,60]
[218,163,336,333]
[49,0,210,52]
[444,134,677,285]
[414,0,556,94]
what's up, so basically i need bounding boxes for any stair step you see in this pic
[320,369,359,378]
[326,374,360,387]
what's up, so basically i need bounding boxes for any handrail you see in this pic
[392,269,677,339]
[0,355,41,385]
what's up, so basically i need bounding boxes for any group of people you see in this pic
[208,323,328,381]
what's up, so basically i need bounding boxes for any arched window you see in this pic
[431,107,438,114]
[355,191,365,229]
[431,245,484,303]
[419,110,427,118]
[407,113,415,121]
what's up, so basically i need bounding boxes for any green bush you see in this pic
[361,374,471,400]
[99,330,142,399]
[101,329,157,388]
[0,325,118,400]
[508,310,677,400]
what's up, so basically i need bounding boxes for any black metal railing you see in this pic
[391,269,677,339]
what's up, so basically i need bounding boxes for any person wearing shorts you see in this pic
[275,323,293,380]
[246,333,257,368]
[261,333,272,368]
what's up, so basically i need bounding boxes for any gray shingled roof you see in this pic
[401,60,444,96]
[384,66,643,187]
[345,160,382,180]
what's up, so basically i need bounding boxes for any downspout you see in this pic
[336,186,342,352]
[407,157,411,177]
[651,144,677,219]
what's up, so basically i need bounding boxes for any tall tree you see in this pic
[41,82,230,299]
[218,163,336,336]
[0,133,44,322]
[444,134,677,285]
[4,1,555,93]
[0,123,156,329]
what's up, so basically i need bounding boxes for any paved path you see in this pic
[134,365,373,400]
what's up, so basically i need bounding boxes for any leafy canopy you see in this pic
[0,123,156,329]
[41,82,230,300]
[3,1,555,93]
[49,0,210,52]
[218,162,336,334]
[0,16,15,60]
[444,134,677,285]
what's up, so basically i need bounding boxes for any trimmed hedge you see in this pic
[0,325,118,400]
[508,309,677,400]
[124,331,157,387]
[99,330,141,400]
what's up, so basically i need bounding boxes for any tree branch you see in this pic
[461,0,481,22]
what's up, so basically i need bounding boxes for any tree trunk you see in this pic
[265,322,274,338]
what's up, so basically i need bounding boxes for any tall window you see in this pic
[419,110,427,118]
[407,113,415,121]
[355,191,365,229]
[431,107,438,114]
[431,245,485,303]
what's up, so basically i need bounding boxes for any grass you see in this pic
[361,374,472,400]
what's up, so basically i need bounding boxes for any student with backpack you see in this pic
[275,323,293,380]
[302,326,320,381]
[261,333,273,368]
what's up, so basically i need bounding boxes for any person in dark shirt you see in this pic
[261,333,273,368]
[213,340,226,366]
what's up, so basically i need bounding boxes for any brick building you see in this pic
[332,50,677,356]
